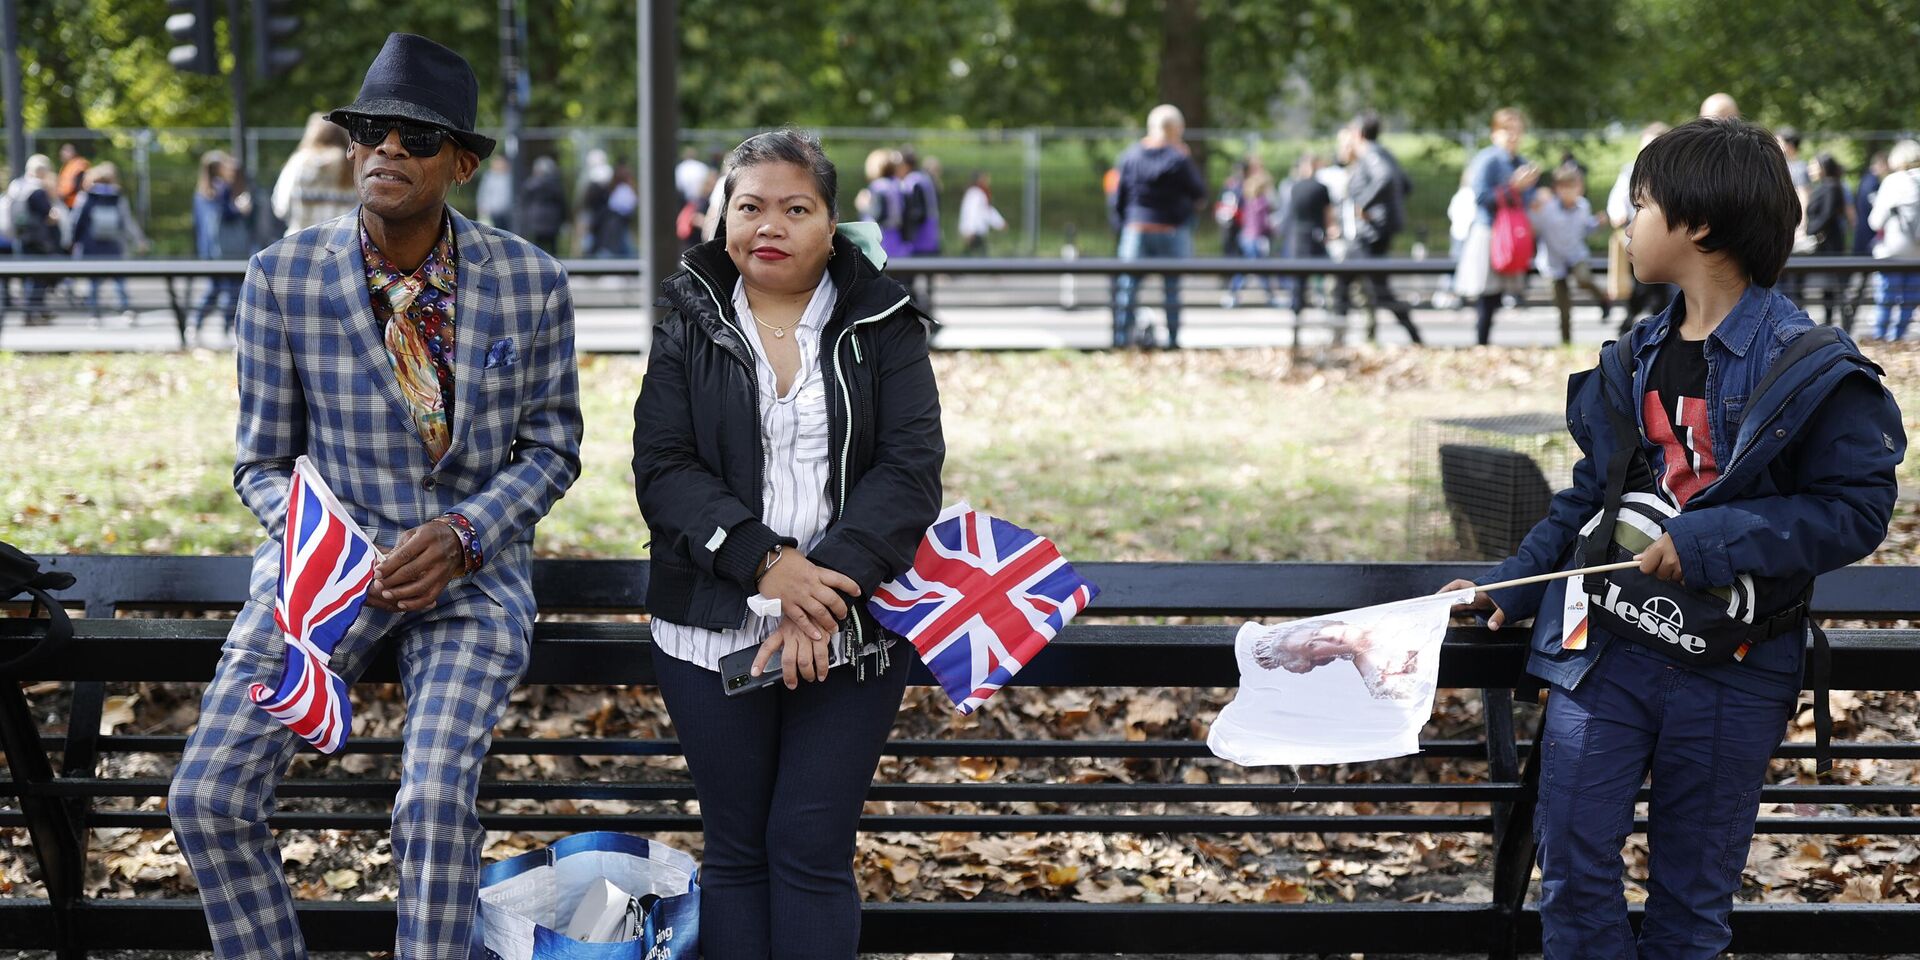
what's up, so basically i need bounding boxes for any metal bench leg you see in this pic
[1,677,87,959]
[1488,700,1545,960]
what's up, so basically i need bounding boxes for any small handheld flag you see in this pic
[248,456,377,754]
[868,504,1097,714]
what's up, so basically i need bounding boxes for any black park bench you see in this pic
[4,554,1920,958]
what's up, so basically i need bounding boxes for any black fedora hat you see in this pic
[327,33,496,159]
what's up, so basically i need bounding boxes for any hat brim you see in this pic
[327,100,496,159]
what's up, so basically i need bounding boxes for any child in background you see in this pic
[1531,163,1612,343]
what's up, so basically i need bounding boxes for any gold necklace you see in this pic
[753,312,803,339]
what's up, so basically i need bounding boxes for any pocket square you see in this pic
[483,338,518,370]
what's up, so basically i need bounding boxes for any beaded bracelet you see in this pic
[435,513,484,574]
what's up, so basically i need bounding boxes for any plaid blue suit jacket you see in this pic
[232,208,583,627]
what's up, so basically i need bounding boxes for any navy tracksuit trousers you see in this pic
[1536,641,1795,960]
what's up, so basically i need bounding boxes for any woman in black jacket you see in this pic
[1805,153,1853,327]
[632,129,943,959]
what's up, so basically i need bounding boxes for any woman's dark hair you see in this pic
[723,129,839,220]
[1629,117,1800,288]
[1815,152,1844,183]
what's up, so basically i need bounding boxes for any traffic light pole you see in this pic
[637,0,678,310]
[1,0,26,186]
[227,0,249,181]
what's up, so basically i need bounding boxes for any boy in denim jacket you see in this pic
[1443,118,1905,960]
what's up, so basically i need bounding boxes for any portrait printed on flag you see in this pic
[1209,588,1474,767]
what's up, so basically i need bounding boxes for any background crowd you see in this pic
[3,97,1916,349]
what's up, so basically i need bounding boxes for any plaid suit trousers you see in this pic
[170,589,530,959]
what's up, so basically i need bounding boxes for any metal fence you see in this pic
[9,124,1915,260]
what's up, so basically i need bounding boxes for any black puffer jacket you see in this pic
[632,233,944,651]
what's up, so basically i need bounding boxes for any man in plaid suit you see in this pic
[167,34,583,958]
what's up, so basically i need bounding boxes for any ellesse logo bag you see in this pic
[1575,494,1770,664]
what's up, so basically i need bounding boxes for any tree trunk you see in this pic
[1157,0,1209,212]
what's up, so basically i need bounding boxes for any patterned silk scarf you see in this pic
[363,217,458,461]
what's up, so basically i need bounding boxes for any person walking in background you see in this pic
[1608,122,1675,333]
[475,155,513,232]
[858,148,909,259]
[271,113,357,236]
[1699,92,1740,120]
[518,155,567,255]
[898,148,942,256]
[1339,110,1423,344]
[1456,108,1539,346]
[1803,153,1853,328]
[1224,157,1279,308]
[674,145,712,207]
[65,163,147,326]
[1775,128,1811,303]
[1111,103,1206,348]
[1855,152,1890,257]
[1530,163,1611,344]
[6,154,63,325]
[56,142,89,209]
[192,149,251,344]
[576,148,613,257]
[1867,139,1920,341]
[595,163,638,258]
[957,169,1006,255]
[1280,152,1335,319]
[1215,160,1247,258]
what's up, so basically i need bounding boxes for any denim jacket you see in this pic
[1477,285,1906,697]
[1466,145,1525,227]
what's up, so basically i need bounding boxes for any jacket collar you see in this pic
[667,231,891,342]
[1643,282,1770,360]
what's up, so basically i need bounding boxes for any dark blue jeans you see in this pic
[1536,642,1795,960]
[1113,225,1192,347]
[651,644,908,960]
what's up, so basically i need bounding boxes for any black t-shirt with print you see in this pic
[1640,330,1720,507]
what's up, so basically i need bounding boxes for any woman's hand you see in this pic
[757,550,859,642]
[1510,164,1540,191]
[1439,579,1507,631]
[751,620,831,689]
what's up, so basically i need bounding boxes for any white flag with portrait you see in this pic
[1208,588,1475,767]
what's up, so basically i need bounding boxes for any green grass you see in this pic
[7,346,1917,564]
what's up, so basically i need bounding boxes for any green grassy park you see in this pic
[6,345,1919,566]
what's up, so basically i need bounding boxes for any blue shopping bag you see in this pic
[477,832,700,960]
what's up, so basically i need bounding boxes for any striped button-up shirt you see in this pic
[652,274,838,669]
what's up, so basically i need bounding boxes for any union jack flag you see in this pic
[869,504,1098,714]
[248,456,377,754]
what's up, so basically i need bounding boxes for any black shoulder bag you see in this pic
[1579,330,1843,772]
[0,542,75,676]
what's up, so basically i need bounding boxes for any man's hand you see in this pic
[367,521,464,612]
[1439,579,1508,631]
[1636,533,1685,583]
[757,550,859,642]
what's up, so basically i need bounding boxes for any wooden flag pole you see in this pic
[1472,560,1641,595]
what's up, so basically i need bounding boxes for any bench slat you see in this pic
[34,556,1920,618]
[7,620,1919,689]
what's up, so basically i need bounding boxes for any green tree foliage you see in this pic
[8,0,1917,141]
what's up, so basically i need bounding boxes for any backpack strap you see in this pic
[1582,338,1642,597]
[1807,620,1833,776]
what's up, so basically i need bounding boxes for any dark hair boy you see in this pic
[1442,116,1905,958]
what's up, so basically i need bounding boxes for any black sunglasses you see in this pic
[342,115,458,157]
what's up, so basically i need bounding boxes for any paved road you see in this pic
[0,273,1646,354]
